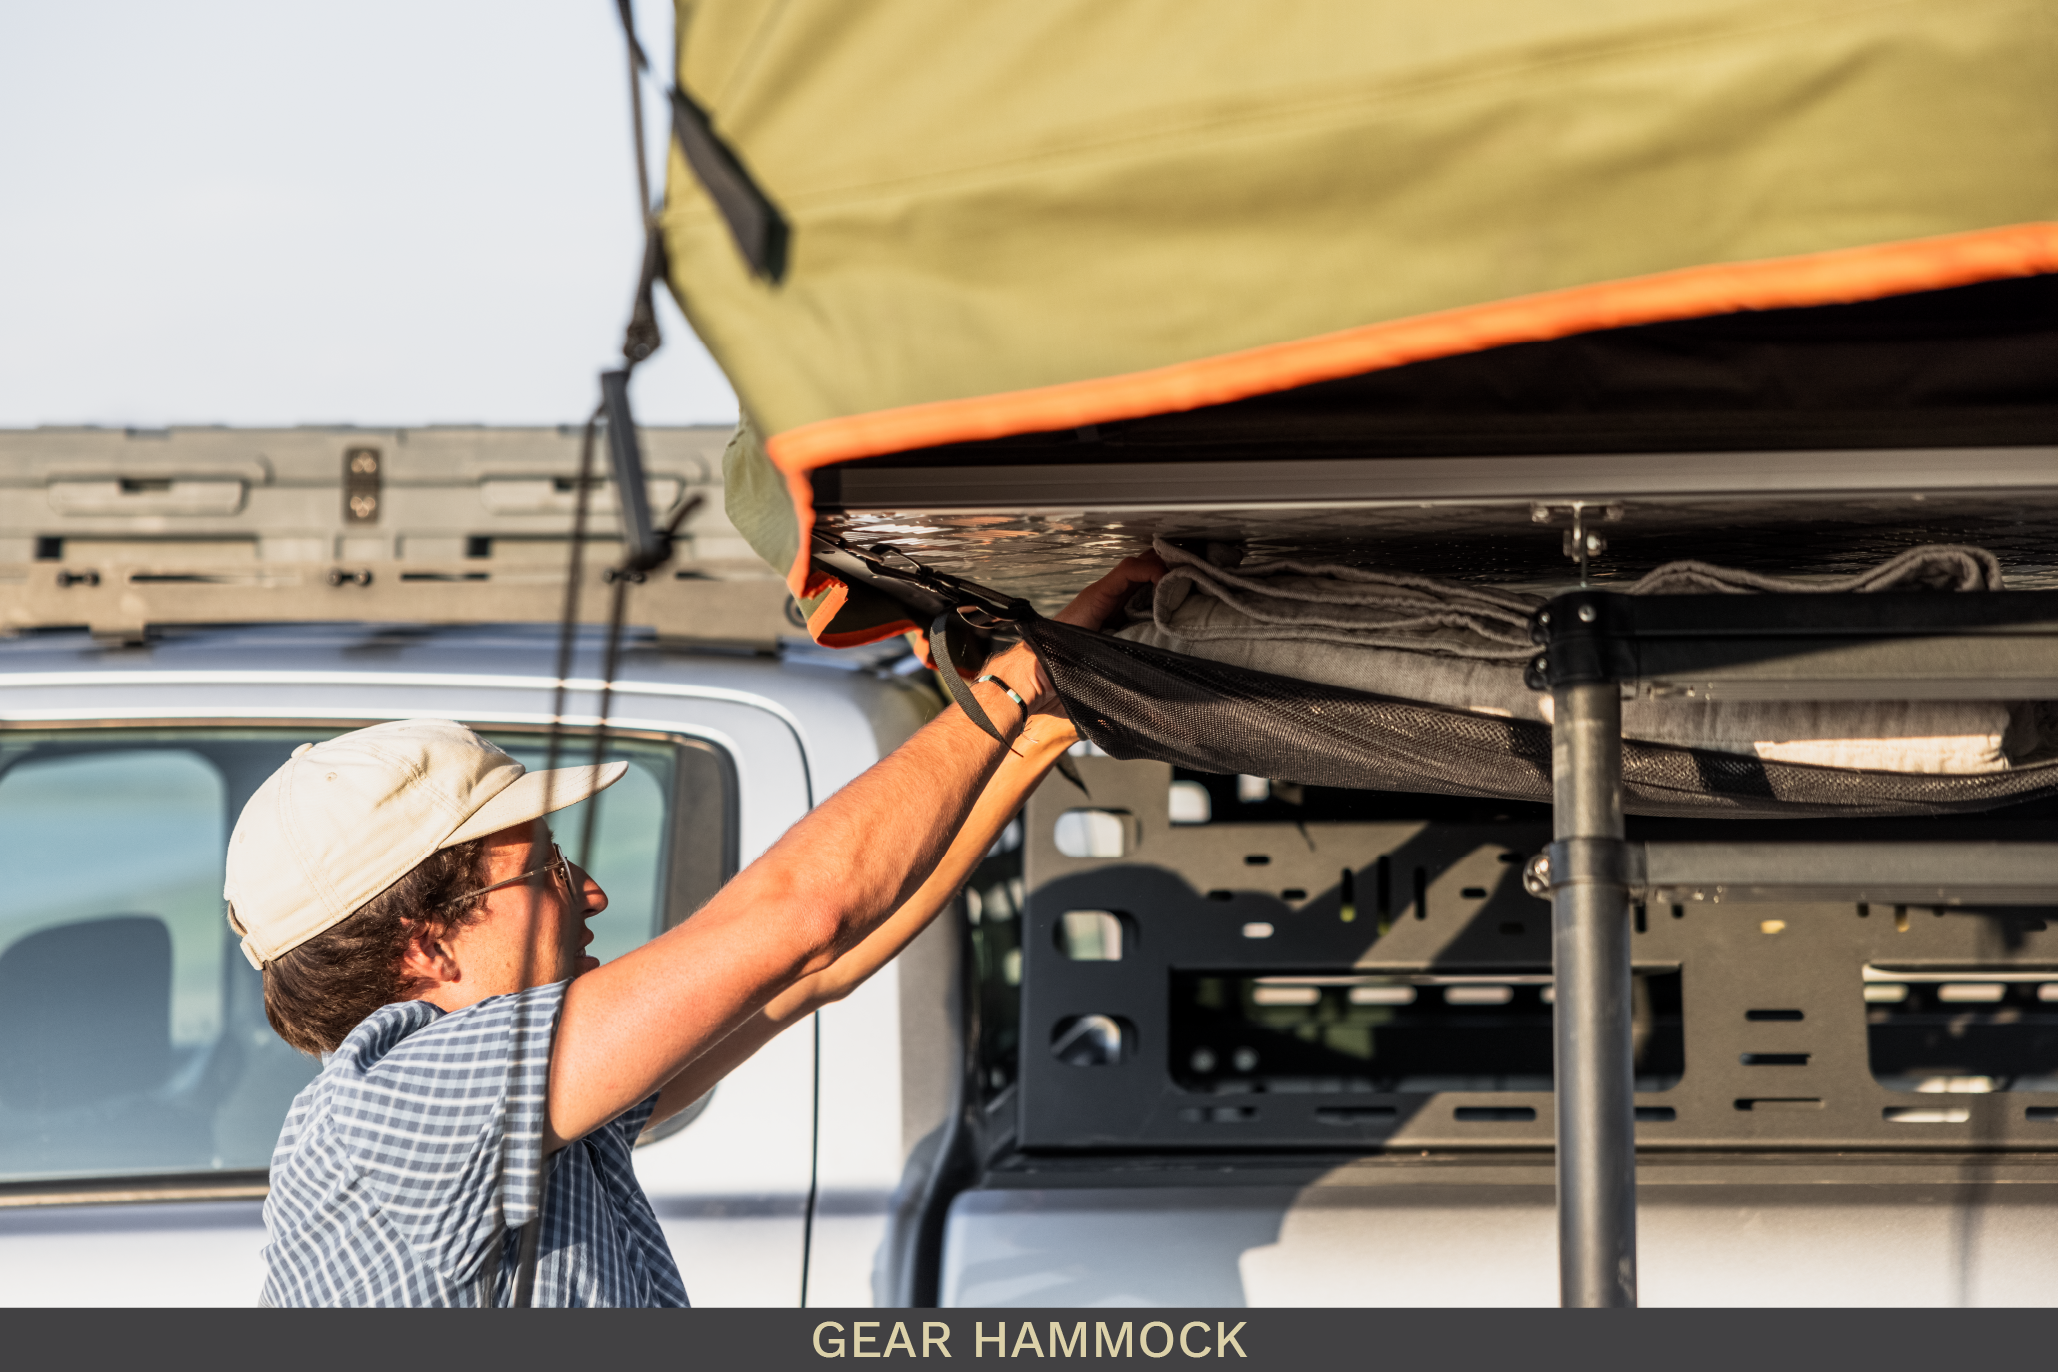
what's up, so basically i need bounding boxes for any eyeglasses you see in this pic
[443,843,576,909]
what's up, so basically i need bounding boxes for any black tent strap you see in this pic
[1019,617,2058,820]
[929,610,1004,742]
[669,85,789,283]
[812,532,1029,626]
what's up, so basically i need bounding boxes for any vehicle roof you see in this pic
[0,621,940,794]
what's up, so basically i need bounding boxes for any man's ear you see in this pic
[397,921,461,994]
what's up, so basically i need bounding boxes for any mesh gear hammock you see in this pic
[1016,618,2058,821]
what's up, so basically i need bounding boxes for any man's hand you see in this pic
[984,551,1166,712]
[1053,551,1168,630]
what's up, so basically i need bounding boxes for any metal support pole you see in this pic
[1551,681,1636,1307]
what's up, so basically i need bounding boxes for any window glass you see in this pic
[3,750,228,1052]
[0,726,721,1186]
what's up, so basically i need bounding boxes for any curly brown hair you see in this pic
[262,838,492,1055]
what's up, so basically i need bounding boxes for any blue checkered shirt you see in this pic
[260,981,689,1307]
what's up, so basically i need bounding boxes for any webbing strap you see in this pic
[931,611,1095,800]
[931,612,1006,742]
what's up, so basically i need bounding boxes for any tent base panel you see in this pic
[815,463,2058,624]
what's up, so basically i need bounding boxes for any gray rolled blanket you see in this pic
[1117,540,2034,775]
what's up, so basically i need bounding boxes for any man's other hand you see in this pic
[1053,551,1167,631]
[984,551,1165,712]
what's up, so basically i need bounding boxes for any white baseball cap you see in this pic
[223,719,627,969]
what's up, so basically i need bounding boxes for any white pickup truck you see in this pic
[0,618,961,1306]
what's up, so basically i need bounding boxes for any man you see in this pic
[226,555,1161,1306]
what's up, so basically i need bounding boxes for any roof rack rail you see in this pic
[0,424,795,645]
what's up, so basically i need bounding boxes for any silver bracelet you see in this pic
[975,673,1027,716]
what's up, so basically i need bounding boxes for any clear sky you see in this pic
[0,2,738,429]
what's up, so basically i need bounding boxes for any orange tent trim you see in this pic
[769,221,2058,605]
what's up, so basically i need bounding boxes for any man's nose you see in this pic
[572,864,608,915]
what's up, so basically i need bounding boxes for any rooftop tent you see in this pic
[657,0,2058,643]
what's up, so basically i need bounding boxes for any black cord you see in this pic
[544,406,604,793]
[617,0,664,364]
[579,569,634,872]
[551,0,660,886]
[569,0,673,870]
[615,0,653,219]
[512,0,671,1312]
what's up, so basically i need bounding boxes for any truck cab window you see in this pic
[0,739,304,1182]
[0,727,727,1188]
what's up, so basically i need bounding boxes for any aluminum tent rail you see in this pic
[1533,588,2058,1308]
[1531,840,2058,908]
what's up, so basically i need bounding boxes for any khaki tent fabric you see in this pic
[661,0,2058,598]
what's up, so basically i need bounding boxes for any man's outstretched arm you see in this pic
[543,554,1161,1147]
[642,704,1080,1126]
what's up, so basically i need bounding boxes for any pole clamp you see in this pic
[1524,839,1644,899]
[1526,592,1636,691]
